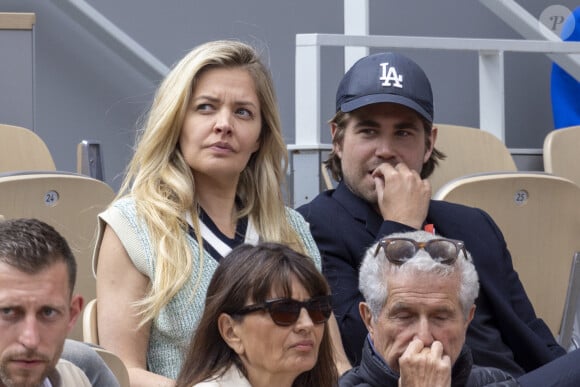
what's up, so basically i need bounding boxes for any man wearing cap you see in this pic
[297,52,580,385]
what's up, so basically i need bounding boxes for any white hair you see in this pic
[359,230,479,320]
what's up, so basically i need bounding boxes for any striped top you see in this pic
[93,196,321,379]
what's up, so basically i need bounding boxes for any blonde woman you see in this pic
[94,40,349,386]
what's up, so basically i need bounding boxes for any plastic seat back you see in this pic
[0,123,56,172]
[429,124,517,195]
[434,172,580,336]
[543,125,580,188]
[0,172,115,340]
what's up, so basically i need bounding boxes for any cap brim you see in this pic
[340,94,433,122]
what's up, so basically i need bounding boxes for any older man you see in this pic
[339,230,516,386]
[0,218,103,387]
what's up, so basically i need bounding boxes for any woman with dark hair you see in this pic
[176,243,338,387]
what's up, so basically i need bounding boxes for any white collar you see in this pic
[185,211,259,257]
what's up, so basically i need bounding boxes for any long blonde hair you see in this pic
[117,40,305,324]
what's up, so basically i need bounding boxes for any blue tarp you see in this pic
[551,7,580,129]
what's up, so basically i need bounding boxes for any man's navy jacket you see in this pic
[297,182,566,374]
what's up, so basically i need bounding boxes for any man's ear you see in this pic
[330,123,343,159]
[359,302,375,338]
[465,304,476,327]
[218,313,245,355]
[67,295,84,332]
[424,125,438,163]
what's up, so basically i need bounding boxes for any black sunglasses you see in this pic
[233,295,332,326]
[374,237,468,265]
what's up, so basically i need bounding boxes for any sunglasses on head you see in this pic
[374,237,468,265]
[233,295,332,326]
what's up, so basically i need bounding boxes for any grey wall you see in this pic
[0,0,576,193]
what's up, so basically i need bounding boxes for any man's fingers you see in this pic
[429,340,444,358]
[371,162,396,178]
[398,342,452,387]
[402,338,425,356]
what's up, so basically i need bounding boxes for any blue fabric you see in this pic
[551,7,580,129]
[339,336,516,387]
[517,348,580,387]
[297,182,574,380]
[60,339,120,387]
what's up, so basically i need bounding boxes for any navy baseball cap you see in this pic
[335,52,433,122]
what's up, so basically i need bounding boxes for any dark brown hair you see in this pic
[175,243,337,387]
[0,218,77,294]
[325,109,445,181]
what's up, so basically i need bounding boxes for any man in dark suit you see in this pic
[297,51,580,385]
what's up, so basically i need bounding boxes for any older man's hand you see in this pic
[398,339,451,387]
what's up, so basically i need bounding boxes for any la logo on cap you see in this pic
[379,62,403,88]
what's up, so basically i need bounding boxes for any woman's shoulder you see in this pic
[99,196,142,232]
[192,366,251,387]
[97,195,136,223]
[284,206,314,242]
[108,195,137,213]
[283,206,322,269]
[284,206,307,224]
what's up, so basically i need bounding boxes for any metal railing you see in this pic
[290,33,580,207]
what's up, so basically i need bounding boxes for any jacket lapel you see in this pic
[333,182,382,237]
